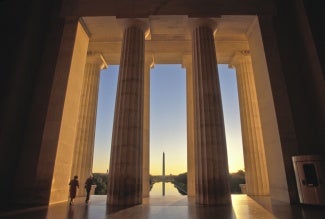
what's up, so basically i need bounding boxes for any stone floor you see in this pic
[1,195,325,219]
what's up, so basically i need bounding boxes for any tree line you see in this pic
[92,170,246,195]
[172,170,246,194]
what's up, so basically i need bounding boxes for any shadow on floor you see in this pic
[1,195,325,219]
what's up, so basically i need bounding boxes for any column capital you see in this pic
[86,52,108,70]
[188,18,218,36]
[229,50,251,69]
[117,18,151,40]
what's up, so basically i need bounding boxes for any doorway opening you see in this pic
[149,64,187,196]
[92,65,118,195]
[218,64,245,194]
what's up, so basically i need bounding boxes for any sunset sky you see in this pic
[92,64,244,175]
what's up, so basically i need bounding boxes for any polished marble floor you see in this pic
[1,195,325,219]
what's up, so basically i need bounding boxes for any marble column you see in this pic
[190,19,231,205]
[142,55,154,198]
[182,55,195,197]
[71,53,108,196]
[108,19,149,207]
[230,51,269,195]
[48,20,89,204]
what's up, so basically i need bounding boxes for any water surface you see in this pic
[150,182,184,196]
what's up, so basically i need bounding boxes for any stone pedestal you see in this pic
[107,19,149,207]
[239,184,247,194]
[190,19,231,205]
[71,53,107,197]
[230,51,269,195]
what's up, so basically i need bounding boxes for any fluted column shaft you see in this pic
[71,54,107,196]
[230,51,269,195]
[191,21,231,205]
[108,20,147,207]
[182,56,195,197]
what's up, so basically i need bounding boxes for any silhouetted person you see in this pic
[84,175,93,204]
[69,175,79,205]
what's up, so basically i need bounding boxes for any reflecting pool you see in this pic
[150,182,186,196]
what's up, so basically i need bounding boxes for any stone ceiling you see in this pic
[82,15,256,65]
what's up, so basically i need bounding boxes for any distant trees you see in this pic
[173,172,187,185]
[92,173,108,195]
[229,170,246,194]
[173,172,187,195]
[92,170,246,195]
[172,170,246,194]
